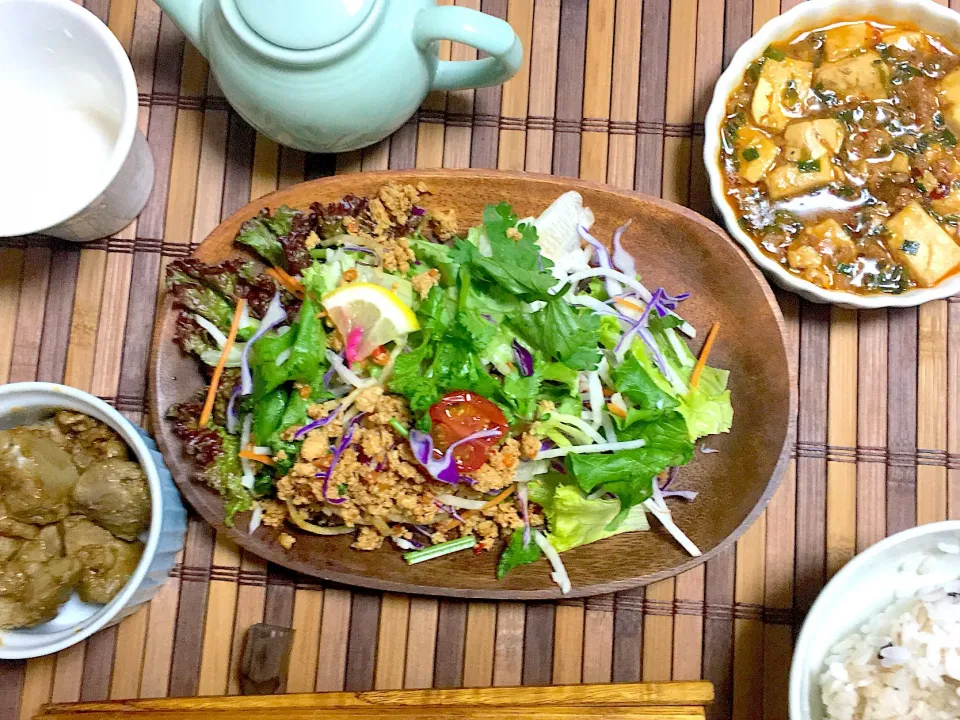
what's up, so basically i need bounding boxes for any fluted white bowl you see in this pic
[0,382,186,659]
[704,0,960,308]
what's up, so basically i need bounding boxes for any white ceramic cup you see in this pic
[0,0,153,242]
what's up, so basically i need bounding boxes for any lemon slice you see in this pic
[321,282,419,359]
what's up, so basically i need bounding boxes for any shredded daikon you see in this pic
[565,268,695,337]
[536,438,646,460]
[534,531,571,594]
[239,414,256,490]
[587,371,604,429]
[193,314,228,346]
[248,503,263,534]
[643,484,701,557]
[326,348,367,387]
[435,494,488,510]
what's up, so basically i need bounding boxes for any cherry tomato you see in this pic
[428,390,508,471]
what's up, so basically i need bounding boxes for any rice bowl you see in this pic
[791,521,960,720]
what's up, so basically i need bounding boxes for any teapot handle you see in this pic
[413,6,522,91]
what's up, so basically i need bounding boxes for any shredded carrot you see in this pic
[614,297,645,314]
[265,267,304,297]
[690,321,720,389]
[440,484,518,530]
[198,298,246,427]
[478,484,516,511]
[606,402,627,419]
[238,449,274,465]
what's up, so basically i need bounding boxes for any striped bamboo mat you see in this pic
[2,1,959,719]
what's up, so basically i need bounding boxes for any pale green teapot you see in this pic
[157,0,522,152]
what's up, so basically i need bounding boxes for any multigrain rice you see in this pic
[820,551,960,720]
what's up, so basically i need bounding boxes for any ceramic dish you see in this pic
[0,383,187,659]
[790,520,960,720]
[704,0,960,309]
[149,168,794,600]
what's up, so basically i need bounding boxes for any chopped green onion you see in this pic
[404,535,476,565]
[388,418,409,438]
[741,147,760,162]
[940,129,958,148]
[797,158,821,173]
[836,262,855,276]
[900,240,920,256]
[763,45,785,61]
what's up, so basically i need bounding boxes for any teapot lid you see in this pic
[234,0,376,51]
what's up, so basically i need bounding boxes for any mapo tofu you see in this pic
[720,19,960,293]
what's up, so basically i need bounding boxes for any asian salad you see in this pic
[166,183,732,593]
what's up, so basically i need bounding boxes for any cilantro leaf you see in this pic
[511,298,601,370]
[451,202,557,301]
[497,527,542,579]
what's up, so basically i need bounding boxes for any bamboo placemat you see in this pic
[2,1,958,719]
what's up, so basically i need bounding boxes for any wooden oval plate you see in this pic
[150,169,794,600]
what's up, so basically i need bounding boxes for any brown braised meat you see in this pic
[0,525,81,629]
[54,411,129,471]
[0,429,78,524]
[0,501,41,540]
[61,516,143,605]
[72,459,150,541]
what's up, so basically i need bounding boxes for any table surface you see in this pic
[2,1,959,719]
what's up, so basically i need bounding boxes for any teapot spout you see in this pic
[155,0,204,54]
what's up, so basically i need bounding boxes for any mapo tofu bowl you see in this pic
[704,0,960,308]
[0,383,186,659]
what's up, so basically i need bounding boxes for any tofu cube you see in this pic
[735,126,780,183]
[889,152,911,174]
[885,201,960,287]
[942,104,960,139]
[932,186,960,215]
[823,23,872,62]
[783,119,845,162]
[751,57,814,131]
[941,67,960,105]
[881,30,927,53]
[939,69,960,135]
[765,159,834,199]
[804,219,855,259]
[815,51,888,101]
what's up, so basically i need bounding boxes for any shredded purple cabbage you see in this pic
[660,466,680,492]
[512,340,534,377]
[408,428,502,484]
[577,225,621,298]
[614,286,689,377]
[411,205,426,216]
[322,364,336,388]
[239,291,287,395]
[435,501,465,524]
[611,220,636,277]
[315,412,366,504]
[660,489,698,501]
[293,405,342,440]
[226,384,241,433]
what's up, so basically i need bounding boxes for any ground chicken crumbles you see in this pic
[274,391,542,553]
